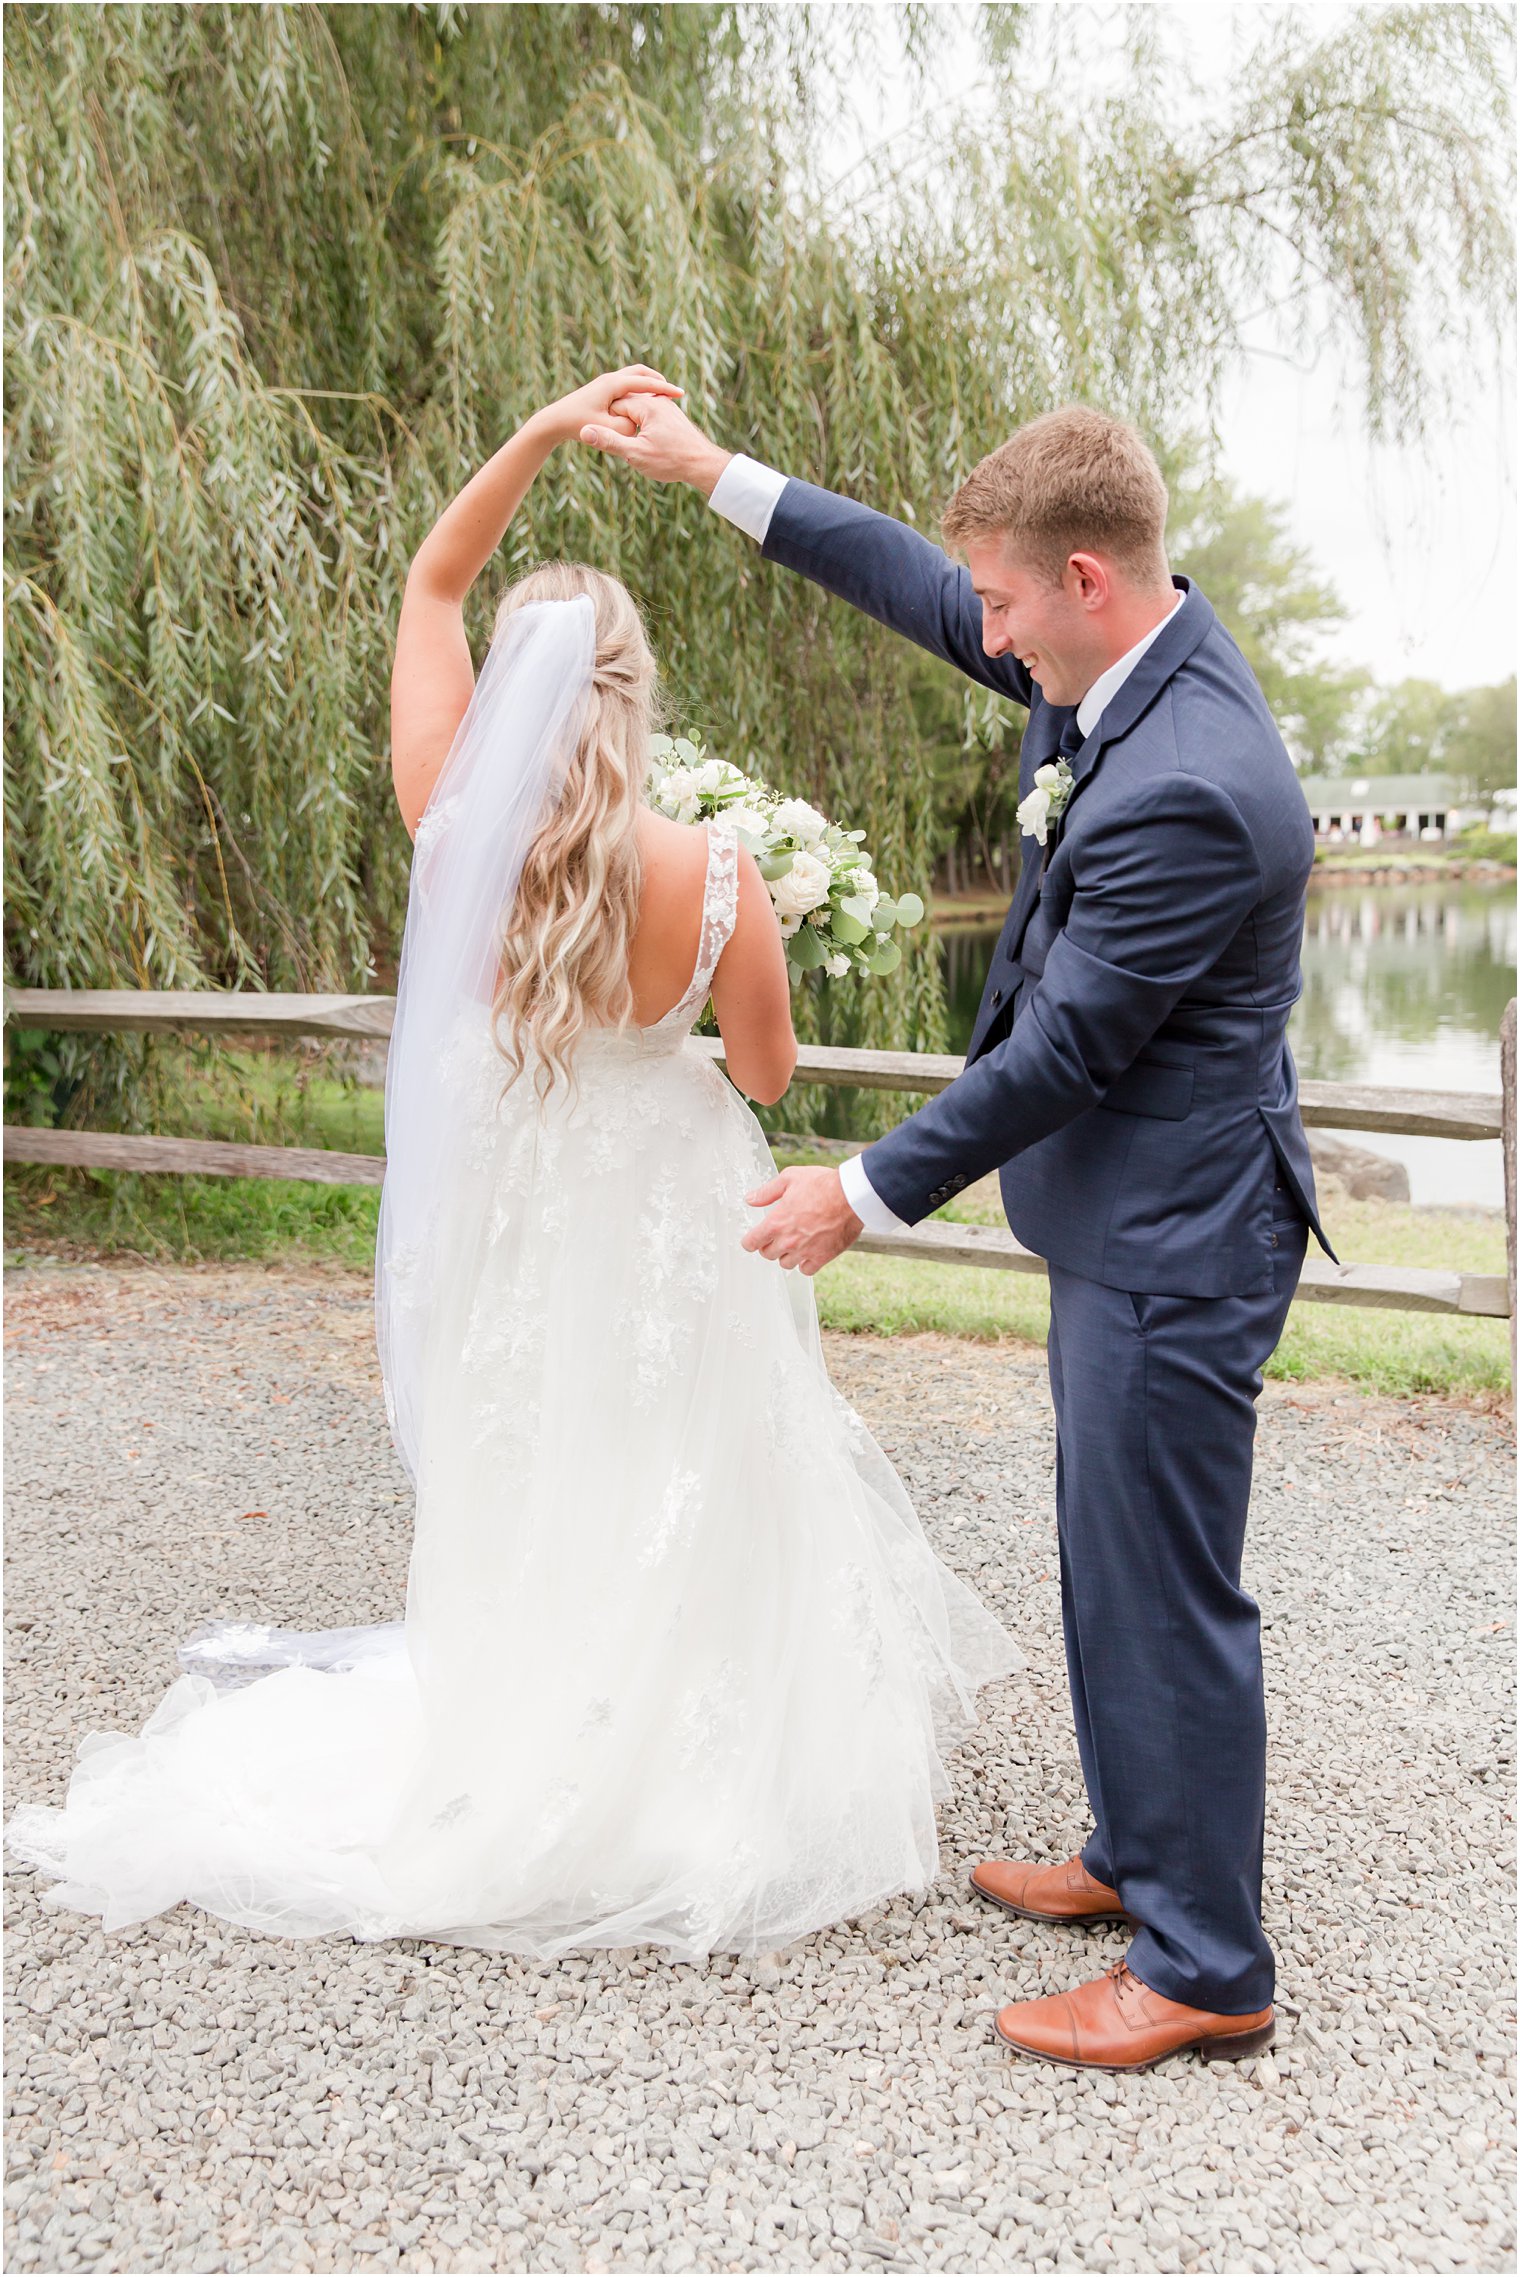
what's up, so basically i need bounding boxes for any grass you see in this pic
[4,1045,1511,1402]
[803,1188,1511,1401]
[1311,837,1517,873]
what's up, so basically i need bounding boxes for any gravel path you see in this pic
[4,1259,1514,2274]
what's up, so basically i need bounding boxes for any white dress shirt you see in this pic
[708,456,1183,1235]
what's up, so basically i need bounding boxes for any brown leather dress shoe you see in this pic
[994,1959,1275,2072]
[970,1853,1131,1925]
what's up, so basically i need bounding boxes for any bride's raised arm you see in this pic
[388,366,682,840]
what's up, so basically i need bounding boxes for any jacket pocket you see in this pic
[1097,1052,1195,1122]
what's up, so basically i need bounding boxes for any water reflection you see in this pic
[934,881,1515,1205]
[940,927,1001,1055]
[1294,884,1516,1084]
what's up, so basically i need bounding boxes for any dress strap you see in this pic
[654,820,740,1032]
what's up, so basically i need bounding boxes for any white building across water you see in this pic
[1295,772,1498,846]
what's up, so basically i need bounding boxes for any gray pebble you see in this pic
[3,1262,1515,2271]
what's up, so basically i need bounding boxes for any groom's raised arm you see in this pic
[717,457,1035,709]
[577,399,1033,707]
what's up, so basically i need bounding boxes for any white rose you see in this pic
[825,953,851,977]
[1017,761,1071,847]
[695,760,725,794]
[769,850,833,919]
[662,766,698,806]
[772,797,829,846]
[1016,784,1052,845]
[725,804,771,850]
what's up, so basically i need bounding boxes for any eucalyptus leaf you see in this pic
[787,925,828,970]
[865,940,903,975]
[894,892,926,927]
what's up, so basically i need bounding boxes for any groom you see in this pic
[584,393,1334,2071]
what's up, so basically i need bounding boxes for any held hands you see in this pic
[580,391,732,495]
[742,1166,863,1277]
[535,366,684,447]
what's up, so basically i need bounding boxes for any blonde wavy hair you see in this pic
[488,561,658,1105]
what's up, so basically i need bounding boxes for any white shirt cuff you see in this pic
[708,455,787,545]
[839,1151,909,1235]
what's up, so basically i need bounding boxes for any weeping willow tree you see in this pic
[4,1,1512,1143]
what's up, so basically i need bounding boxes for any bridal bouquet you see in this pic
[647,736,925,981]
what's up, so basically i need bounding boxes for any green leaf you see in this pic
[894,891,925,927]
[787,925,828,969]
[831,909,871,945]
[865,940,902,975]
[759,851,795,881]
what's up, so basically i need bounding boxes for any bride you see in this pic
[6,368,1020,1961]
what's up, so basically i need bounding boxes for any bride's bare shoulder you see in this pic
[635,807,711,879]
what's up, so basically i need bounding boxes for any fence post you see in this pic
[1503,998,1516,1393]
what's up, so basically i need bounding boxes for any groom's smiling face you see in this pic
[965,535,1110,709]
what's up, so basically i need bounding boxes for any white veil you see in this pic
[375,593,597,1492]
[177,594,597,1690]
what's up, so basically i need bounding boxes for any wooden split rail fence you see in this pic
[4,989,1517,1335]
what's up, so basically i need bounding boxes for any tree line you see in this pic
[4,3,1513,1134]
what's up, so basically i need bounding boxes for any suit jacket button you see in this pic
[990,986,1003,1007]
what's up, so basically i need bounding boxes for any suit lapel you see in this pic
[1003,826,1047,966]
[1004,580,1217,964]
[1005,701,1081,963]
[1052,579,1216,839]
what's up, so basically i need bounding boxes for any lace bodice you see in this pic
[640,819,741,1045]
[451,818,740,1080]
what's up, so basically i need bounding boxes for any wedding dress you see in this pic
[7,648,1019,1961]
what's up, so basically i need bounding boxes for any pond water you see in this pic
[937,879,1516,1207]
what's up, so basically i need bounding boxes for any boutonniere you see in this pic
[1016,759,1074,848]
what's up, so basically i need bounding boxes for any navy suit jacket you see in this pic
[762,477,1336,1300]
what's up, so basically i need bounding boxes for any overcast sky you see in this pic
[817,2,1515,693]
[1175,3,1514,691]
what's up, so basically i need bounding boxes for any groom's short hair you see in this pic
[941,406,1169,584]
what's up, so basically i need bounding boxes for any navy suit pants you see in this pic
[1043,1193,1308,2013]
